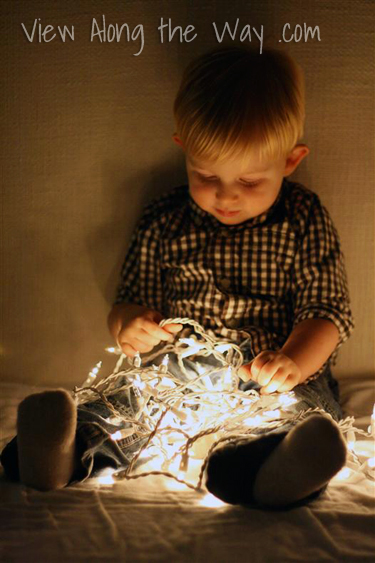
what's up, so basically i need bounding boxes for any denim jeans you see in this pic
[1,353,342,494]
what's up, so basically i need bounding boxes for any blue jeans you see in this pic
[1,355,342,496]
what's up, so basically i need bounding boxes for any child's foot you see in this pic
[253,414,347,507]
[17,390,78,491]
[205,415,346,508]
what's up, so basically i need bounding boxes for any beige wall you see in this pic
[1,0,374,388]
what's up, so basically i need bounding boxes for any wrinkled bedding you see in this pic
[1,379,374,563]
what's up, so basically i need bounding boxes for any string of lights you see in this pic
[73,318,375,491]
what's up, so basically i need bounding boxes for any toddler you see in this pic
[1,45,353,510]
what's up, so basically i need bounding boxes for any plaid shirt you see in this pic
[114,180,354,380]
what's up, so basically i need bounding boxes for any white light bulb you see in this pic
[243,414,264,427]
[369,404,375,437]
[160,355,169,373]
[263,409,281,418]
[133,352,141,368]
[335,467,351,481]
[278,393,298,407]
[215,344,231,353]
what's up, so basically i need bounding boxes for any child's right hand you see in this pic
[115,305,182,357]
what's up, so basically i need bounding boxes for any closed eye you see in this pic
[241,180,261,188]
[197,174,216,182]
[196,173,261,188]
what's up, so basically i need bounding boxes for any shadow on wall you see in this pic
[85,156,187,306]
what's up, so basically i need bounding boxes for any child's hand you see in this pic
[116,307,182,357]
[239,351,301,394]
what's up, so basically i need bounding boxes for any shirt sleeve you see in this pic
[113,206,164,313]
[291,197,354,348]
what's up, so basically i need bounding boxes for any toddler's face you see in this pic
[186,153,288,225]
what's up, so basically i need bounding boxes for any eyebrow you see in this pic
[193,166,269,176]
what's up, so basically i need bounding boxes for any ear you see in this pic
[172,133,185,150]
[283,144,310,177]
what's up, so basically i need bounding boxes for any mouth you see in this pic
[215,208,240,218]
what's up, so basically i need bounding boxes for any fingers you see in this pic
[238,362,253,382]
[259,369,289,394]
[260,376,298,395]
[117,316,182,357]
[163,323,183,334]
[142,319,175,342]
[275,374,300,393]
[251,352,278,386]
[250,351,301,394]
[118,335,153,355]
[120,343,138,358]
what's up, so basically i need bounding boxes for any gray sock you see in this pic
[253,414,347,507]
[17,390,78,491]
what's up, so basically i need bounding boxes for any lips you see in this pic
[215,209,240,217]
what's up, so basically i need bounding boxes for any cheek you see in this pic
[190,183,213,205]
[245,186,280,208]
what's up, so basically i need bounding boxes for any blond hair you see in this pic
[173,45,305,163]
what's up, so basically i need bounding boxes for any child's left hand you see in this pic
[239,351,301,394]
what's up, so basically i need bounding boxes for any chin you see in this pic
[215,215,245,225]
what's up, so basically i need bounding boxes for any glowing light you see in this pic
[110,427,135,441]
[202,376,214,390]
[159,410,178,428]
[215,344,231,353]
[91,362,102,375]
[194,363,215,390]
[368,404,375,436]
[170,404,189,423]
[215,367,234,392]
[160,355,169,373]
[97,475,115,485]
[180,338,205,358]
[106,346,122,354]
[355,450,372,457]
[133,352,141,368]
[278,393,298,407]
[191,433,219,459]
[159,377,176,389]
[133,379,146,391]
[82,361,103,387]
[164,479,187,491]
[180,338,196,346]
[198,493,227,508]
[264,409,281,418]
[243,415,264,427]
[96,469,116,485]
[74,317,375,494]
[335,467,351,481]
[176,469,186,483]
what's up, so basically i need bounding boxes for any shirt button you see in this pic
[219,278,231,290]
[219,227,235,237]
[226,319,240,329]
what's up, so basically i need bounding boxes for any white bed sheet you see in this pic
[1,380,374,563]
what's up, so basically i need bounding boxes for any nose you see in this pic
[215,185,239,205]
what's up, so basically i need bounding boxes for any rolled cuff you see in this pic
[293,304,354,346]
